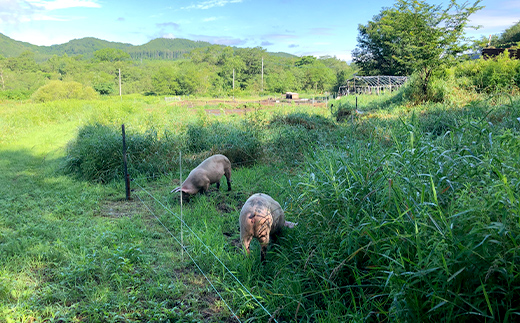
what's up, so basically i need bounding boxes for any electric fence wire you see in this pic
[134,191,242,323]
[133,181,279,323]
[131,157,260,182]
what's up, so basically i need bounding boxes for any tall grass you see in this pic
[2,93,519,321]
[226,98,520,321]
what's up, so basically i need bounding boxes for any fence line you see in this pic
[130,157,262,182]
[134,190,241,322]
[132,180,278,323]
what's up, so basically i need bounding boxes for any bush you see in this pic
[400,54,520,105]
[185,122,262,166]
[455,53,520,94]
[0,89,32,100]
[32,80,99,102]
[63,124,182,182]
[92,82,115,95]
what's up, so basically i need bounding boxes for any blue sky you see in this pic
[0,0,519,61]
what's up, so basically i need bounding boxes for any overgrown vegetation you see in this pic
[2,90,519,321]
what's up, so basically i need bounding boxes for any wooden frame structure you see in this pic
[338,75,408,96]
[482,48,519,60]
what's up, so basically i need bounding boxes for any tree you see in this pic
[318,56,357,93]
[353,0,483,98]
[93,48,130,62]
[151,65,180,95]
[6,51,39,72]
[498,21,520,46]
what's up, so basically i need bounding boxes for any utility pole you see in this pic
[0,69,4,90]
[232,68,235,101]
[119,68,122,100]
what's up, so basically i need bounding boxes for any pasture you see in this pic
[1,94,519,322]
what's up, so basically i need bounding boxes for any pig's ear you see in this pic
[172,187,191,194]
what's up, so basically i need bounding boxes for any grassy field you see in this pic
[1,93,520,322]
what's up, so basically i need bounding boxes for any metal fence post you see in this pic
[122,124,131,200]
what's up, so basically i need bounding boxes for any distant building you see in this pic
[285,92,299,100]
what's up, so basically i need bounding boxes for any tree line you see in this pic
[0,45,355,100]
[2,0,519,102]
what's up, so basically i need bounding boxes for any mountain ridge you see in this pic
[0,33,296,61]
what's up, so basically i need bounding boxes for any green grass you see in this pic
[1,93,520,322]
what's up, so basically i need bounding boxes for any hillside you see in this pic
[0,33,295,61]
[0,33,210,61]
[0,33,40,57]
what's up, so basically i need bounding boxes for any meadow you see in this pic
[1,93,519,322]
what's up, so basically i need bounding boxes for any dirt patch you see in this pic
[199,293,240,322]
[97,198,145,218]
[223,231,242,251]
[170,98,327,115]
[204,108,254,116]
[168,268,240,322]
[216,201,234,214]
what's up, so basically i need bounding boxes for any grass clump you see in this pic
[269,112,336,129]
[184,121,262,167]
[185,121,262,166]
[63,123,182,182]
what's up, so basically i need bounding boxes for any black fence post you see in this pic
[122,124,131,200]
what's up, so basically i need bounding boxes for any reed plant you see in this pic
[225,97,520,321]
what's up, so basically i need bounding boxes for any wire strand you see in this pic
[134,191,242,322]
[133,181,278,322]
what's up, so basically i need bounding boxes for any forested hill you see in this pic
[0,33,41,57]
[0,33,214,61]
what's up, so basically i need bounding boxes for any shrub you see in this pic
[63,124,182,182]
[455,53,520,94]
[0,89,32,100]
[185,122,262,166]
[92,82,115,95]
[32,80,99,102]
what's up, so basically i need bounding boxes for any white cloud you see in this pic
[26,0,101,11]
[334,53,352,62]
[162,33,176,39]
[0,0,98,25]
[469,14,519,29]
[203,16,220,22]
[182,0,242,10]
[8,28,75,45]
[0,0,35,24]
